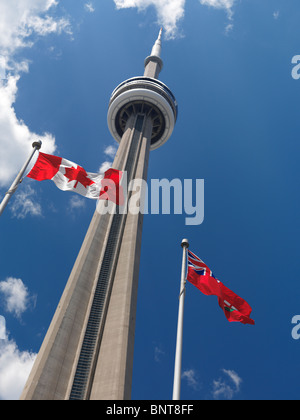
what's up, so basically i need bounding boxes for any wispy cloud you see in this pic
[182,368,200,391]
[113,0,240,38]
[98,144,118,174]
[0,277,36,320]
[68,195,86,213]
[104,145,117,159]
[199,0,236,17]
[199,0,237,32]
[154,344,165,362]
[9,185,43,219]
[212,369,242,400]
[113,0,186,40]
[85,3,96,13]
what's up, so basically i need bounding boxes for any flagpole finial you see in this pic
[32,140,42,150]
[181,238,189,248]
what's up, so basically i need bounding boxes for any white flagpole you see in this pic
[0,140,42,217]
[172,238,189,400]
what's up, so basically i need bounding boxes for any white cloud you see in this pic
[0,74,56,189]
[0,283,37,399]
[212,369,242,400]
[224,369,242,389]
[154,345,165,362]
[0,0,72,190]
[0,333,36,400]
[182,369,200,390]
[26,14,71,37]
[99,161,113,175]
[199,0,236,17]
[10,185,43,219]
[0,0,71,57]
[200,0,237,32]
[0,277,36,320]
[104,145,117,159]
[113,0,240,38]
[273,11,280,20]
[113,0,186,39]
[98,143,118,174]
[68,195,86,212]
[85,3,96,13]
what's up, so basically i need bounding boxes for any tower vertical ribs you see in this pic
[69,114,147,400]
[20,31,177,401]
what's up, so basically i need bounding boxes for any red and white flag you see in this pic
[27,152,123,204]
[187,250,255,325]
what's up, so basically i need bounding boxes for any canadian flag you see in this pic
[27,152,123,205]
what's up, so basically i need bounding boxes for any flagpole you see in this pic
[0,140,42,217]
[172,238,189,400]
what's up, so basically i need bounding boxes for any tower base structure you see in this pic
[21,114,152,400]
[21,29,177,401]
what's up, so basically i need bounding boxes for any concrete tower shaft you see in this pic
[144,27,163,77]
[20,30,177,401]
[21,113,153,400]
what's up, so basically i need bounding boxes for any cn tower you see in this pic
[21,29,178,400]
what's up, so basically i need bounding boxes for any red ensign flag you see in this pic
[187,250,255,325]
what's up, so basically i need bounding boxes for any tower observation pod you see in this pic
[108,28,178,150]
[20,29,178,401]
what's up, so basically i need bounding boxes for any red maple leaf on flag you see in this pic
[64,166,95,189]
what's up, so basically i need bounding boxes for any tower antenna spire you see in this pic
[21,28,177,401]
[151,27,163,58]
[144,28,164,78]
[158,26,163,41]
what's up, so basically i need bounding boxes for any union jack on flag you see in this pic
[187,250,215,278]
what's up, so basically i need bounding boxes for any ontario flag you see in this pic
[187,250,255,325]
[27,152,123,204]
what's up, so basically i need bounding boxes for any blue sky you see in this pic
[0,0,300,400]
